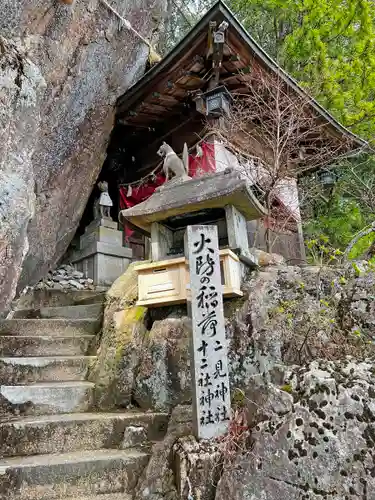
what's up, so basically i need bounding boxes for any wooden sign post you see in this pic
[186,225,231,440]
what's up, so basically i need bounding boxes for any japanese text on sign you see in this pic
[186,225,231,440]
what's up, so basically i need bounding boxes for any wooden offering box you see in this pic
[137,256,187,307]
[136,249,242,307]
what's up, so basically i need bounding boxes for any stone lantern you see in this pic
[119,169,268,307]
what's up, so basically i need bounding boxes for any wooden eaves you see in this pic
[115,1,369,163]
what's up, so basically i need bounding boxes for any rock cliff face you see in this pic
[94,263,375,499]
[216,359,375,500]
[0,0,166,311]
[93,264,375,412]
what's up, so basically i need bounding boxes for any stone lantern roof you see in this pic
[119,169,267,234]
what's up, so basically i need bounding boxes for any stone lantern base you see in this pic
[70,218,133,286]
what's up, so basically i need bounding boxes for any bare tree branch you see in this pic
[208,70,355,252]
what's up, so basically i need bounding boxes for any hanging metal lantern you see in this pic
[317,169,337,188]
[195,85,233,118]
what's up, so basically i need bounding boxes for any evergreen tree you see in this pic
[160,0,216,55]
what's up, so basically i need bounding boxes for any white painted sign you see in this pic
[186,225,231,440]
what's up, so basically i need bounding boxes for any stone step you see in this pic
[0,381,94,416]
[74,292,107,305]
[0,356,97,384]
[0,411,169,458]
[0,335,94,357]
[43,303,104,319]
[16,290,107,309]
[13,303,104,320]
[0,319,100,337]
[0,448,149,500]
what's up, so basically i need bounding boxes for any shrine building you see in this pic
[74,0,367,276]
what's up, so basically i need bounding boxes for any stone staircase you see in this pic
[0,291,168,500]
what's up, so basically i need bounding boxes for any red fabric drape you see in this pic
[188,142,215,177]
[119,172,166,240]
[119,172,166,210]
[119,141,216,240]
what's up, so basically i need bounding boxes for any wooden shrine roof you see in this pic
[115,1,368,157]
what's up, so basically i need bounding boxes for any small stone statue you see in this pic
[94,181,113,220]
[157,142,190,182]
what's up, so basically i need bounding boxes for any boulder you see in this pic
[94,264,243,412]
[0,0,166,311]
[216,359,375,500]
[133,316,191,411]
[173,436,222,500]
[88,262,148,409]
[134,405,193,500]
[242,373,293,428]
[0,36,45,312]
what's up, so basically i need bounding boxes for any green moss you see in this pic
[281,384,293,394]
[89,301,148,410]
[232,388,246,407]
[133,305,147,321]
[114,305,147,344]
[111,306,147,362]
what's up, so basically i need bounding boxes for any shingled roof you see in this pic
[115,1,368,165]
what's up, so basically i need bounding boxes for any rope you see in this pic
[119,163,163,190]
[118,132,262,191]
[118,136,213,190]
[99,0,161,62]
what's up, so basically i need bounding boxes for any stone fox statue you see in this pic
[94,181,113,220]
[157,142,190,181]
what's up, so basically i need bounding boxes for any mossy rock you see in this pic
[90,304,148,409]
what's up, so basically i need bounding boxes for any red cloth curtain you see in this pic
[188,142,215,177]
[119,172,166,240]
[119,141,216,240]
[119,172,166,210]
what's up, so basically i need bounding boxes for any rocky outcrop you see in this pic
[214,266,375,500]
[216,359,375,500]
[172,436,222,500]
[134,405,193,500]
[92,263,375,498]
[227,264,375,381]
[88,262,147,408]
[90,262,247,411]
[0,36,45,313]
[133,315,192,411]
[94,264,374,412]
[0,0,166,312]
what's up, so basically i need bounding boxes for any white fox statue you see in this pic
[157,142,190,182]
